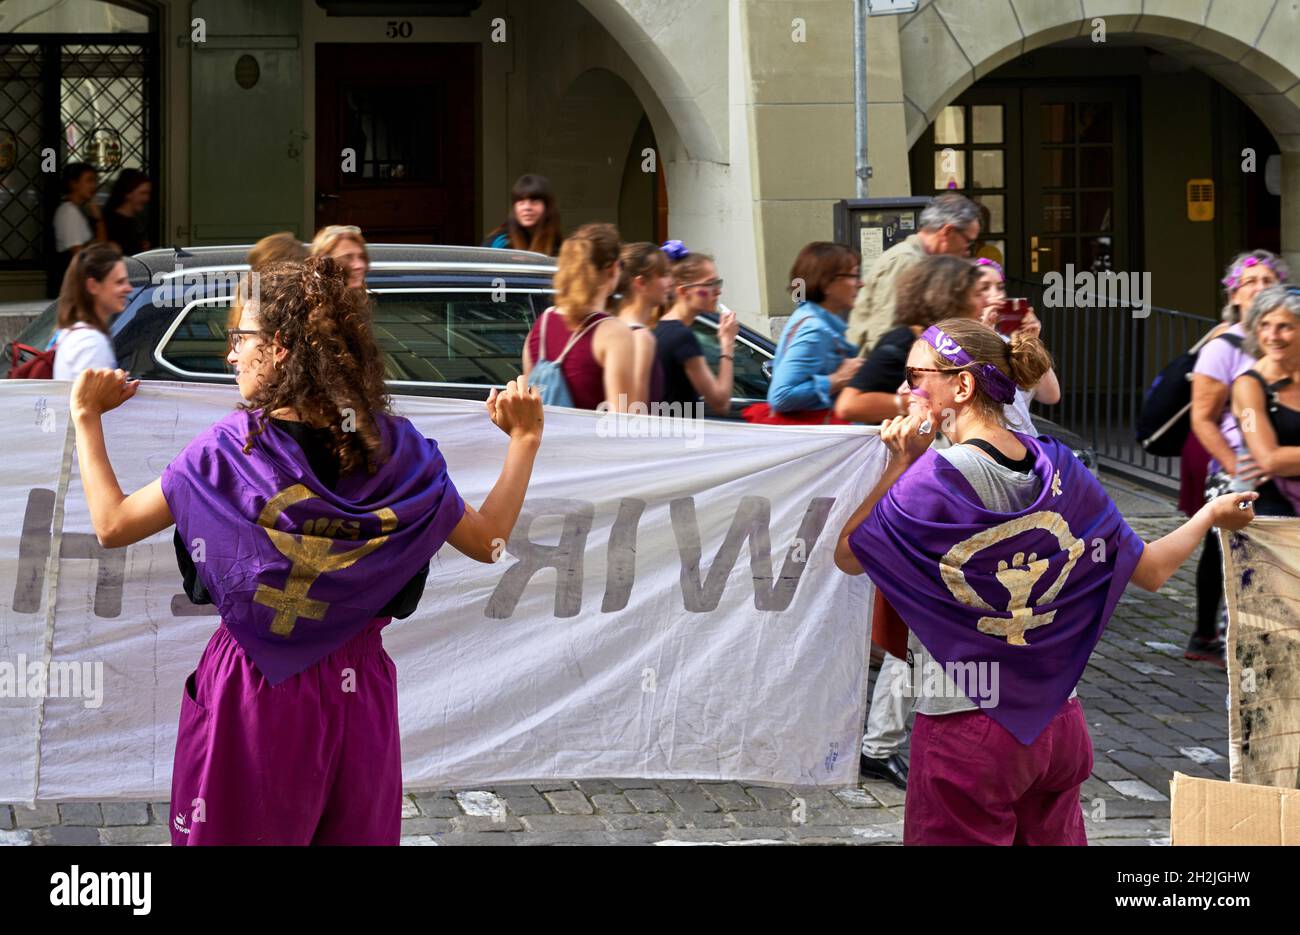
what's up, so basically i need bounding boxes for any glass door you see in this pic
[1021,86,1129,285]
[916,87,1022,276]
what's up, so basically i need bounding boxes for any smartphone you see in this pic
[997,297,1030,335]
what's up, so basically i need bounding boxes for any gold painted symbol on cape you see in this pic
[253,484,397,636]
[939,510,1084,646]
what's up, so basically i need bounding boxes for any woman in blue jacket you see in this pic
[767,242,864,416]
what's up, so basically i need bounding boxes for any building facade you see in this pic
[2,0,1299,332]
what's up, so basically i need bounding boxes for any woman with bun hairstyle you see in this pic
[522,222,635,411]
[833,317,1257,845]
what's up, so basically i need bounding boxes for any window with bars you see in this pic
[0,35,155,270]
[0,44,45,264]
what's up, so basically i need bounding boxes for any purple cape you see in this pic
[162,410,465,684]
[849,433,1143,744]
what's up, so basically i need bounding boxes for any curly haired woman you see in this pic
[69,255,545,845]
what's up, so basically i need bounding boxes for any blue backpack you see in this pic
[530,309,608,407]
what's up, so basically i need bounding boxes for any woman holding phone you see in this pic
[974,258,1060,435]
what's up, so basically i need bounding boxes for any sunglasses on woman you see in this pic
[905,365,962,389]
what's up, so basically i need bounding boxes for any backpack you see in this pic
[1136,331,1243,457]
[7,340,57,379]
[7,323,95,381]
[529,309,608,407]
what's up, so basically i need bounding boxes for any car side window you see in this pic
[155,298,237,375]
[690,321,771,400]
[372,291,537,385]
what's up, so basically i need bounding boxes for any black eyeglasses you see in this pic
[227,328,259,353]
[948,227,977,256]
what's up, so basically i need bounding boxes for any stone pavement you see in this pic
[1,473,1223,846]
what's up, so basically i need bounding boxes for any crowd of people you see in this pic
[29,175,1282,846]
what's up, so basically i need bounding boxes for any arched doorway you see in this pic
[907,44,1282,313]
[538,67,667,241]
[0,0,160,294]
[899,25,1297,486]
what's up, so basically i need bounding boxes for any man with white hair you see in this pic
[846,192,982,353]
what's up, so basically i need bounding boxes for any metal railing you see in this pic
[1009,277,1220,492]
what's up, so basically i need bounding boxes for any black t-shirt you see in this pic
[849,325,916,394]
[653,319,704,411]
[105,211,146,256]
[174,417,430,617]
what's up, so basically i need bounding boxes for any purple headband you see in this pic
[920,325,1018,405]
[1221,255,1276,292]
[661,239,689,261]
[975,257,1005,281]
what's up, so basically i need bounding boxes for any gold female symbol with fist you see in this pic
[939,511,1086,646]
[253,484,397,636]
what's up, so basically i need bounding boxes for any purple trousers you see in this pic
[903,698,1092,846]
[169,618,402,845]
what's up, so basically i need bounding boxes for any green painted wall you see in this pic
[189,0,304,244]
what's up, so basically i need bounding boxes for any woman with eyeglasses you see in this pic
[754,242,863,423]
[67,255,545,845]
[833,316,1256,844]
[310,225,370,290]
[654,248,738,417]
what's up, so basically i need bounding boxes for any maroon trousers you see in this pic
[904,698,1092,846]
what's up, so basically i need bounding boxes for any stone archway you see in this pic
[896,0,1300,264]
[535,68,656,232]
[575,0,726,164]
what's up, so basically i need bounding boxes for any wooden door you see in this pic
[315,43,477,244]
[1021,86,1130,285]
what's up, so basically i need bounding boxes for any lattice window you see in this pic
[0,45,45,262]
[61,42,148,197]
[0,37,153,270]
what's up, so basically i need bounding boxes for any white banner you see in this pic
[1222,521,1300,788]
[0,381,883,803]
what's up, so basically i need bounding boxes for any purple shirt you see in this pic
[1192,323,1255,466]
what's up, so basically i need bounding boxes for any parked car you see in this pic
[3,244,772,416]
[2,242,1095,470]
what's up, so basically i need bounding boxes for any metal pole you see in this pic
[854,0,869,197]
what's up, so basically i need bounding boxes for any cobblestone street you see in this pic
[1,474,1224,846]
